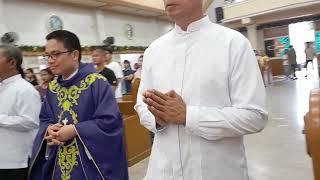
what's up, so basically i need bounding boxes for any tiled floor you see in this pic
[129,71,319,180]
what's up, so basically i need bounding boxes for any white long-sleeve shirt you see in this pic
[0,74,41,169]
[135,16,268,180]
[106,61,124,98]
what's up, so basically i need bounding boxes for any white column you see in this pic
[0,0,8,35]
[247,24,258,50]
[94,10,105,45]
[256,29,265,51]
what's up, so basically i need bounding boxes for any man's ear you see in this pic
[72,50,80,62]
[8,59,17,71]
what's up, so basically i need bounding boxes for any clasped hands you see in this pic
[143,89,187,126]
[45,124,77,146]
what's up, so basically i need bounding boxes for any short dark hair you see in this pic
[0,44,24,78]
[124,60,130,64]
[46,30,82,62]
[26,68,37,80]
[93,47,107,55]
[40,68,54,81]
[26,68,34,74]
[40,67,53,75]
[105,48,113,54]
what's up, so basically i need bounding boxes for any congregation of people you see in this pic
[27,51,142,98]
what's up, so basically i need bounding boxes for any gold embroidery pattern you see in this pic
[58,139,79,180]
[49,73,106,180]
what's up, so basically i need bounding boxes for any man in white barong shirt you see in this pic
[0,45,41,180]
[135,0,268,179]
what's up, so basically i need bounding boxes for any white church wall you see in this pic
[2,0,173,47]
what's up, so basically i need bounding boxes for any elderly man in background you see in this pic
[0,45,41,180]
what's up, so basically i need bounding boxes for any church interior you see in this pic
[0,0,320,180]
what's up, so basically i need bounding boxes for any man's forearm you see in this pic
[0,114,38,131]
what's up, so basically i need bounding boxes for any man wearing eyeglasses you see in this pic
[29,30,128,180]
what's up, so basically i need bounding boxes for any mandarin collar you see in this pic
[62,69,79,81]
[174,15,211,34]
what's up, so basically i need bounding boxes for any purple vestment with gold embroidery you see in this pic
[28,63,128,180]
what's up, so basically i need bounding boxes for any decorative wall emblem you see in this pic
[124,24,133,40]
[47,15,63,32]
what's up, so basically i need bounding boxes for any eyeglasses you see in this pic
[42,50,74,61]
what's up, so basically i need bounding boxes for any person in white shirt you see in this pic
[105,49,124,98]
[304,42,316,77]
[134,0,268,179]
[0,45,41,180]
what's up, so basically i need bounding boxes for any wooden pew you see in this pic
[304,89,320,179]
[121,78,140,102]
[269,57,284,76]
[118,78,140,116]
[117,78,152,167]
[122,114,152,166]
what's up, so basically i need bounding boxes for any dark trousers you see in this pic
[305,59,314,69]
[291,64,297,77]
[0,168,28,180]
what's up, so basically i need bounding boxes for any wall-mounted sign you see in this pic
[264,36,290,57]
